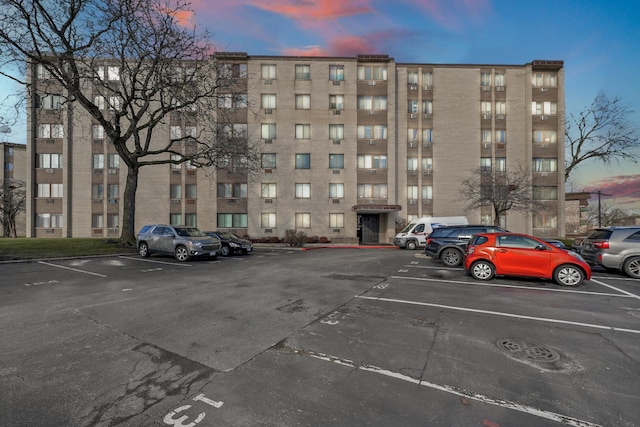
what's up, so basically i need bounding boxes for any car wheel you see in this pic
[553,264,585,287]
[139,242,150,258]
[623,257,640,279]
[470,260,495,280]
[220,245,231,257]
[174,246,189,262]
[441,248,463,267]
[406,240,417,250]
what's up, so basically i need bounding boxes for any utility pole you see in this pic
[592,190,613,227]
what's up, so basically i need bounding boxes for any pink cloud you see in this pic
[585,174,640,207]
[398,0,492,31]
[247,0,373,20]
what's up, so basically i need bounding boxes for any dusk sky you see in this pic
[1,0,639,211]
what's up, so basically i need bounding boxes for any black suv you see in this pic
[425,225,507,266]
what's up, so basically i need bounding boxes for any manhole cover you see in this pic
[496,338,561,363]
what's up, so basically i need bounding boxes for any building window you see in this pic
[357,125,387,139]
[217,94,232,109]
[37,64,51,79]
[532,72,557,87]
[170,214,182,225]
[423,71,433,89]
[221,63,247,78]
[329,213,344,228]
[495,157,506,173]
[261,213,276,228]
[295,154,310,169]
[107,66,120,81]
[295,124,311,140]
[329,95,344,110]
[92,214,104,228]
[261,64,276,79]
[295,183,311,198]
[329,65,344,81]
[96,66,105,80]
[93,125,105,139]
[36,153,62,168]
[496,101,506,115]
[481,157,492,172]
[495,129,506,143]
[37,183,63,198]
[261,153,276,169]
[481,72,492,87]
[185,184,197,199]
[533,186,558,200]
[481,101,492,114]
[261,183,277,198]
[407,71,418,84]
[92,184,104,198]
[108,96,121,111]
[295,213,311,228]
[481,130,492,143]
[357,154,387,169]
[36,213,62,228]
[422,185,433,200]
[93,154,104,169]
[408,128,419,142]
[532,101,557,115]
[357,65,387,81]
[422,158,433,171]
[329,124,344,140]
[329,183,344,198]
[36,94,62,110]
[261,123,276,139]
[423,129,433,143]
[295,94,311,110]
[533,158,558,172]
[329,154,344,169]
[533,214,558,228]
[94,95,105,110]
[184,214,197,227]
[422,100,433,114]
[407,185,419,199]
[357,95,387,110]
[37,124,64,138]
[170,126,182,140]
[107,184,118,199]
[171,184,182,199]
[107,214,119,228]
[295,64,311,80]
[533,130,557,144]
[357,184,388,198]
[407,158,419,171]
[107,154,119,169]
[261,94,276,109]
[170,154,182,169]
[408,100,419,114]
[217,213,247,228]
[495,73,506,87]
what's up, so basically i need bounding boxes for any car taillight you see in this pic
[593,241,610,249]
[426,238,433,245]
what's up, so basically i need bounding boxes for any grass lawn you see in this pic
[0,238,137,261]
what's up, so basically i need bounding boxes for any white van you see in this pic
[394,216,468,249]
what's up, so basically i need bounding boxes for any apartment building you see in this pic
[26,54,565,243]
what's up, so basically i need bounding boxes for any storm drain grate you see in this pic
[496,338,561,363]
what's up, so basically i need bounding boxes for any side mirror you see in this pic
[535,244,548,251]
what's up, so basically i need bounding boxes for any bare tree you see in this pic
[565,94,639,181]
[459,164,540,227]
[0,0,260,244]
[585,199,632,227]
[0,179,26,238]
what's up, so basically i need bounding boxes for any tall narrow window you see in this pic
[423,71,433,89]
[329,183,344,198]
[262,123,276,139]
[329,95,345,110]
[295,94,311,109]
[329,65,344,81]
[261,94,276,109]
[295,184,311,198]
[295,64,311,80]
[407,71,418,84]
[329,213,344,228]
[295,124,311,139]
[295,213,311,228]
[261,64,276,79]
[329,124,344,140]
[261,213,277,228]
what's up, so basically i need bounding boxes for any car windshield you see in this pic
[175,227,205,237]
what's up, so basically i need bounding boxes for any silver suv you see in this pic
[137,224,221,262]
[581,226,640,278]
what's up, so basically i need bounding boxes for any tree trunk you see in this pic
[120,164,139,247]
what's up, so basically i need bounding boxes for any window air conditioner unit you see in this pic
[264,108,272,114]
[423,113,432,119]
[409,85,417,90]
[228,198,237,203]
[333,139,341,144]
[333,80,341,85]
[333,199,341,203]
[410,113,417,119]
[496,86,505,91]
[333,110,341,115]
[108,168,117,174]
[409,199,417,204]
[541,115,547,120]
[264,139,272,144]
[483,143,492,149]
[108,198,118,204]
[332,169,341,174]
[497,143,506,149]
[409,142,417,148]
[540,87,549,92]
[483,114,491,120]
[408,170,417,175]
[333,229,341,233]
[264,228,273,233]
[368,81,376,85]
[481,86,491,92]
[369,110,376,115]
[496,114,505,120]
[264,79,272,84]
[172,170,181,174]
[264,198,273,203]
[423,170,431,176]
[368,169,377,174]
[369,140,376,145]
[423,142,432,148]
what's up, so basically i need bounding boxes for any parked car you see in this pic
[137,224,221,262]
[544,239,567,250]
[204,231,253,256]
[570,237,584,253]
[424,225,507,266]
[465,232,591,286]
[580,227,640,278]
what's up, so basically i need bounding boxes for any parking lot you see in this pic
[1,248,639,426]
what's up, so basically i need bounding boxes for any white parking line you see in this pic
[118,256,193,266]
[390,275,633,298]
[38,261,107,277]
[356,295,640,335]
[305,349,601,427]
[590,278,640,300]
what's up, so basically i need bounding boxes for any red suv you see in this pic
[465,232,591,287]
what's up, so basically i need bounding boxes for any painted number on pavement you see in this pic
[163,393,223,427]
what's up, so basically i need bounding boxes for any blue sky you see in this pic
[2,0,639,211]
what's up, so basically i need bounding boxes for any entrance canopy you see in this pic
[352,204,401,214]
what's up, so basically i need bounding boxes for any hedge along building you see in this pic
[25,53,564,243]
